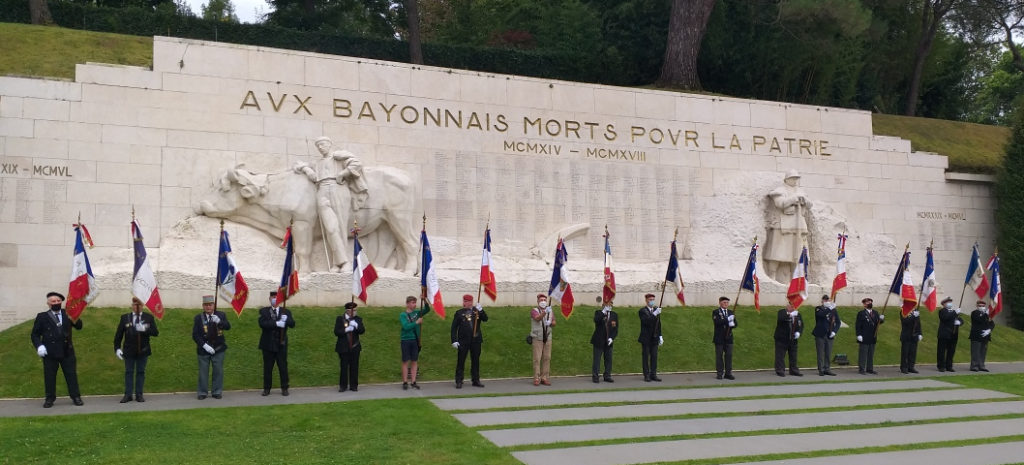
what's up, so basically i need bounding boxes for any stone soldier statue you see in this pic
[293,136,369,271]
[765,169,811,283]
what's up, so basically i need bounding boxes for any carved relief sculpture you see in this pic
[764,169,811,283]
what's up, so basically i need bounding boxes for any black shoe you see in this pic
[819,372,825,376]
[135,395,145,403]
[72,397,84,406]
[212,394,222,399]
[970,368,980,372]
[651,376,662,382]
[603,377,614,383]
[644,377,651,382]
[197,395,207,400]
[471,382,484,388]
[859,371,866,375]
[908,369,919,374]
[593,376,600,383]
[350,387,358,392]
[900,370,908,374]
[716,374,723,380]
[938,367,945,372]
[455,382,463,389]
[980,368,990,372]
[119,395,133,403]
[282,389,289,396]
[789,372,803,377]
[825,371,837,376]
[776,372,786,377]
[261,389,270,396]
[867,370,878,375]
[339,387,347,392]
[724,374,735,380]
[43,400,54,408]
[946,368,955,372]
[411,382,420,390]
[403,382,409,390]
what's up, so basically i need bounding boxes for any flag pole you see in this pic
[881,243,910,315]
[214,219,224,315]
[958,241,978,309]
[731,236,757,312]
[658,228,677,308]
[351,219,360,305]
[477,215,489,304]
[279,219,293,343]
[831,229,846,301]
[914,239,933,313]
[420,213,428,311]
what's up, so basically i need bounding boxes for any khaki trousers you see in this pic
[532,337,552,380]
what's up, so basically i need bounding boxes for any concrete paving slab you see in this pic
[511,418,1024,465]
[732,442,1024,465]
[483,400,1024,446]
[433,379,955,411]
[455,388,1014,427]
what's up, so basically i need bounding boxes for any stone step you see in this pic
[731,441,1024,465]
[511,418,1024,465]
[484,400,1024,447]
[455,388,1012,427]
[433,379,953,411]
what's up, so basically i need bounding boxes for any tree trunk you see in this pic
[28,0,53,25]
[656,0,716,90]
[904,0,956,116]
[405,0,423,65]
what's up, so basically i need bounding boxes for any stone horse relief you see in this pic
[199,149,419,275]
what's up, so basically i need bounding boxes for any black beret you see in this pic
[47,291,65,301]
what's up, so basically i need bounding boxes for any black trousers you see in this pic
[339,350,360,389]
[774,340,799,373]
[937,337,957,370]
[592,344,613,377]
[455,339,481,383]
[641,343,658,378]
[262,348,289,390]
[715,343,733,375]
[900,340,918,371]
[858,343,876,372]
[42,354,80,400]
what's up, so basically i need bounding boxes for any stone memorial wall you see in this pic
[0,37,996,329]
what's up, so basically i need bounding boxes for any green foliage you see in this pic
[0,22,152,79]
[966,51,1024,126]
[872,113,1011,173]
[201,0,239,23]
[995,101,1024,329]
[266,0,398,37]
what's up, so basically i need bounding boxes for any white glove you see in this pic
[349,320,359,330]
[790,311,798,318]
[918,334,923,341]
[345,325,354,333]
[452,342,460,349]
[912,311,920,317]
[981,329,991,337]
[607,338,613,346]
[728,321,735,327]
[727,314,735,322]
[202,343,215,354]
[829,331,836,338]
[474,304,482,311]
[955,307,962,314]
[36,345,47,357]
[659,336,664,346]
[794,332,801,339]
[210,314,220,324]
[135,323,147,332]
[879,314,885,321]
[857,335,864,342]
[115,349,124,360]
[954,320,962,326]
[544,307,552,315]
[276,320,286,328]
[653,308,662,316]
[279,314,288,322]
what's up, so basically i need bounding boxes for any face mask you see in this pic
[826,302,836,310]
[866,303,873,309]
[538,301,547,309]
[978,306,987,312]
[49,304,61,312]
[647,301,655,307]
[944,302,953,310]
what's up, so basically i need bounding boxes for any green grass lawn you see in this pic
[2,305,1023,398]
[0,22,151,79]
[872,113,1010,173]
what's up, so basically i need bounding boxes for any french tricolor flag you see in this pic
[420,229,445,318]
[480,228,497,301]
[965,244,990,299]
[602,232,616,305]
[888,250,918,316]
[549,238,575,318]
[831,234,848,299]
[277,226,300,302]
[66,223,98,321]
[352,235,378,303]
[665,239,685,305]
[131,220,164,319]
[920,247,937,312]
[217,229,249,316]
[787,246,809,309]
[987,253,1003,318]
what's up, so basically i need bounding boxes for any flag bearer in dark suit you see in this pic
[114,298,159,403]
[774,302,804,376]
[451,294,488,388]
[936,296,963,372]
[638,293,663,382]
[712,296,737,380]
[192,295,231,400]
[812,294,840,376]
[591,298,619,383]
[969,300,994,372]
[259,291,295,396]
[335,302,365,392]
[899,308,922,373]
[31,291,84,408]
[855,297,884,374]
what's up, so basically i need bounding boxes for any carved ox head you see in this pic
[200,165,270,217]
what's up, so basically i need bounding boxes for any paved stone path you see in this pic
[731,442,1024,465]
[511,418,1024,465]
[455,387,1012,427]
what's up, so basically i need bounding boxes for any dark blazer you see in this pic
[591,309,619,346]
[712,307,736,344]
[114,311,159,357]
[969,310,994,341]
[812,305,841,339]
[638,306,661,345]
[450,307,488,345]
[30,309,82,360]
[900,313,922,342]
[334,314,365,353]
[774,309,803,342]
[937,307,964,339]
[258,306,295,352]
[855,308,883,344]
[192,311,231,355]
